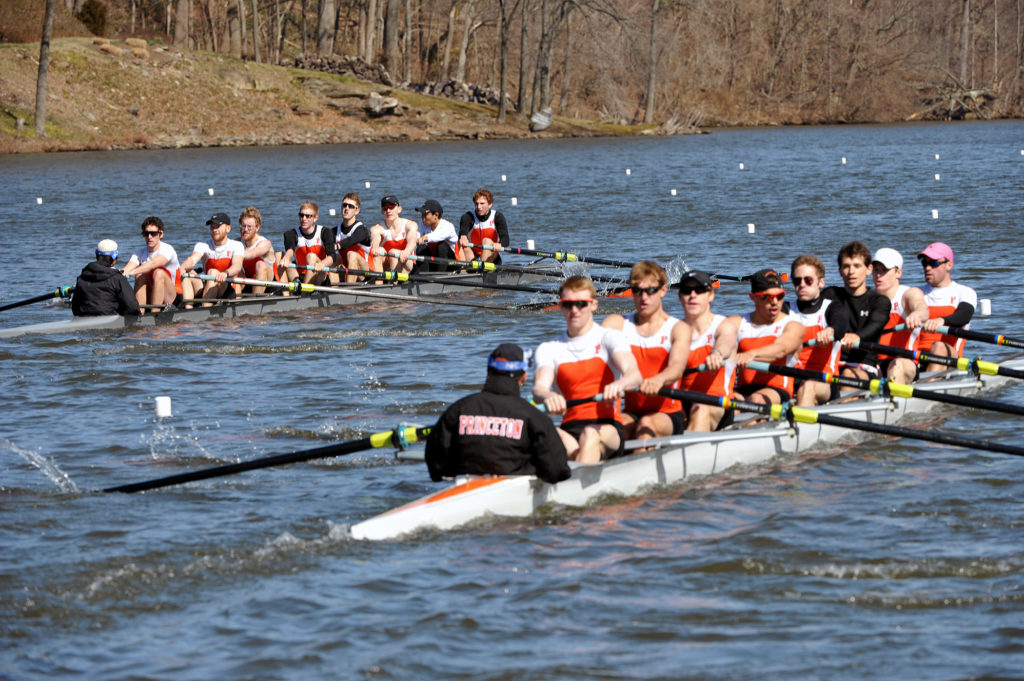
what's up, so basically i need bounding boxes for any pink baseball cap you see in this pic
[919,242,954,265]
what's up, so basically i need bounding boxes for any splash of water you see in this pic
[665,255,691,284]
[1,437,79,492]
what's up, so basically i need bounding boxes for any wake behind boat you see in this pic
[348,358,1024,541]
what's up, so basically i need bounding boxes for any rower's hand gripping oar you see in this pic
[746,360,1024,417]
[0,286,74,312]
[652,387,1024,459]
[103,426,431,494]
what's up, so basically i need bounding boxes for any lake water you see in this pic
[2,122,1024,680]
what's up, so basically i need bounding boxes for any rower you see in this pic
[370,195,419,274]
[676,270,739,430]
[71,239,140,317]
[822,241,891,381]
[179,212,245,306]
[332,193,373,283]
[601,261,690,442]
[414,199,459,272]
[533,275,642,463]
[790,254,847,407]
[425,343,571,484]
[914,241,977,372]
[458,188,510,263]
[121,216,182,313]
[734,269,804,405]
[238,206,277,295]
[281,201,336,287]
[871,247,929,383]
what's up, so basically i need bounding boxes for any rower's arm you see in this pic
[902,286,929,327]
[607,348,642,400]
[641,321,690,394]
[532,365,565,414]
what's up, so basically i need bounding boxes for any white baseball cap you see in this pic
[872,247,903,270]
[96,239,119,258]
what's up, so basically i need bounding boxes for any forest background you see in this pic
[2,0,1022,153]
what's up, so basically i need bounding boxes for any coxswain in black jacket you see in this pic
[425,344,570,484]
[71,240,141,316]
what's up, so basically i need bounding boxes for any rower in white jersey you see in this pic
[914,241,978,372]
[870,247,929,384]
[121,216,181,313]
[370,195,419,275]
[789,254,846,407]
[238,206,277,295]
[601,261,690,442]
[179,212,245,306]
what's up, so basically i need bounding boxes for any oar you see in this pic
[375,250,627,285]
[481,244,637,269]
[827,338,1024,381]
[0,286,74,312]
[654,387,1024,458]
[290,263,557,295]
[104,426,431,493]
[891,323,1024,351]
[746,360,1024,417]
[183,273,515,311]
[711,272,790,283]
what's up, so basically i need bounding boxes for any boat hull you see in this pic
[349,365,1015,541]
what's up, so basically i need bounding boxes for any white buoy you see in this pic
[670,189,677,196]
[979,298,992,316]
[364,181,371,189]
[510,197,518,206]
[501,174,507,182]
[935,153,940,160]
[36,197,43,204]
[931,209,939,219]
[739,163,745,170]
[328,208,336,216]
[154,396,172,418]
[1020,150,1023,156]
[526,239,535,250]
[841,157,847,165]
[208,188,214,196]
[935,174,941,180]
[625,168,631,176]
[747,223,756,234]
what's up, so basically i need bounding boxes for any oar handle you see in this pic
[531,394,604,412]
[711,272,789,283]
[0,286,75,312]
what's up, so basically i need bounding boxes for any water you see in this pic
[2,122,1024,680]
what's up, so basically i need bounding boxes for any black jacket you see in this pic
[425,373,571,484]
[71,262,141,316]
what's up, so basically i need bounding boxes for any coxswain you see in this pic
[332,193,373,283]
[458,188,510,263]
[280,201,336,287]
[533,276,642,463]
[71,239,140,317]
[237,206,277,294]
[821,241,890,381]
[871,247,929,383]
[121,216,181,313]
[179,212,245,306]
[789,254,847,407]
[370,195,419,274]
[914,242,977,372]
[601,261,690,442]
[675,270,739,431]
[734,269,804,405]
[414,199,459,271]
[425,343,571,484]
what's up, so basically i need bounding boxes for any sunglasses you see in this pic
[382,204,398,210]
[142,230,160,237]
[299,212,316,219]
[342,203,358,210]
[755,292,785,302]
[631,285,662,296]
[677,285,709,296]
[559,299,593,310]
[793,275,817,286]
[919,257,947,268]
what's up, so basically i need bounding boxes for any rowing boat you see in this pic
[0,266,557,339]
[348,359,1024,540]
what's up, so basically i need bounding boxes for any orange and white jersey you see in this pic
[620,314,683,415]
[681,314,736,398]
[129,242,182,294]
[915,281,977,356]
[296,228,328,266]
[791,299,841,373]
[535,325,630,423]
[241,235,277,278]
[469,209,499,246]
[191,238,243,274]
[737,312,802,395]
[380,223,410,253]
[878,284,916,360]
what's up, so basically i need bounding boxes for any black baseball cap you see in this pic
[206,212,230,226]
[674,270,715,291]
[380,195,400,207]
[415,199,443,215]
[487,343,529,374]
[749,269,785,294]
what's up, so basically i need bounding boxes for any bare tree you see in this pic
[35,0,56,138]
[251,0,261,61]
[174,0,191,48]
[496,0,525,121]
[455,0,483,83]
[643,0,659,123]
[318,0,337,55]
[384,0,401,69]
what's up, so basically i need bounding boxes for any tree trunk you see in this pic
[35,0,56,138]
[301,0,308,55]
[204,0,218,52]
[251,0,261,61]
[228,2,242,57]
[960,0,970,85]
[238,0,247,57]
[455,0,480,83]
[365,0,378,61]
[404,0,412,82]
[383,0,401,70]
[516,0,529,114]
[496,0,522,122]
[318,0,336,55]
[441,0,458,80]
[174,0,191,48]
[643,0,660,124]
